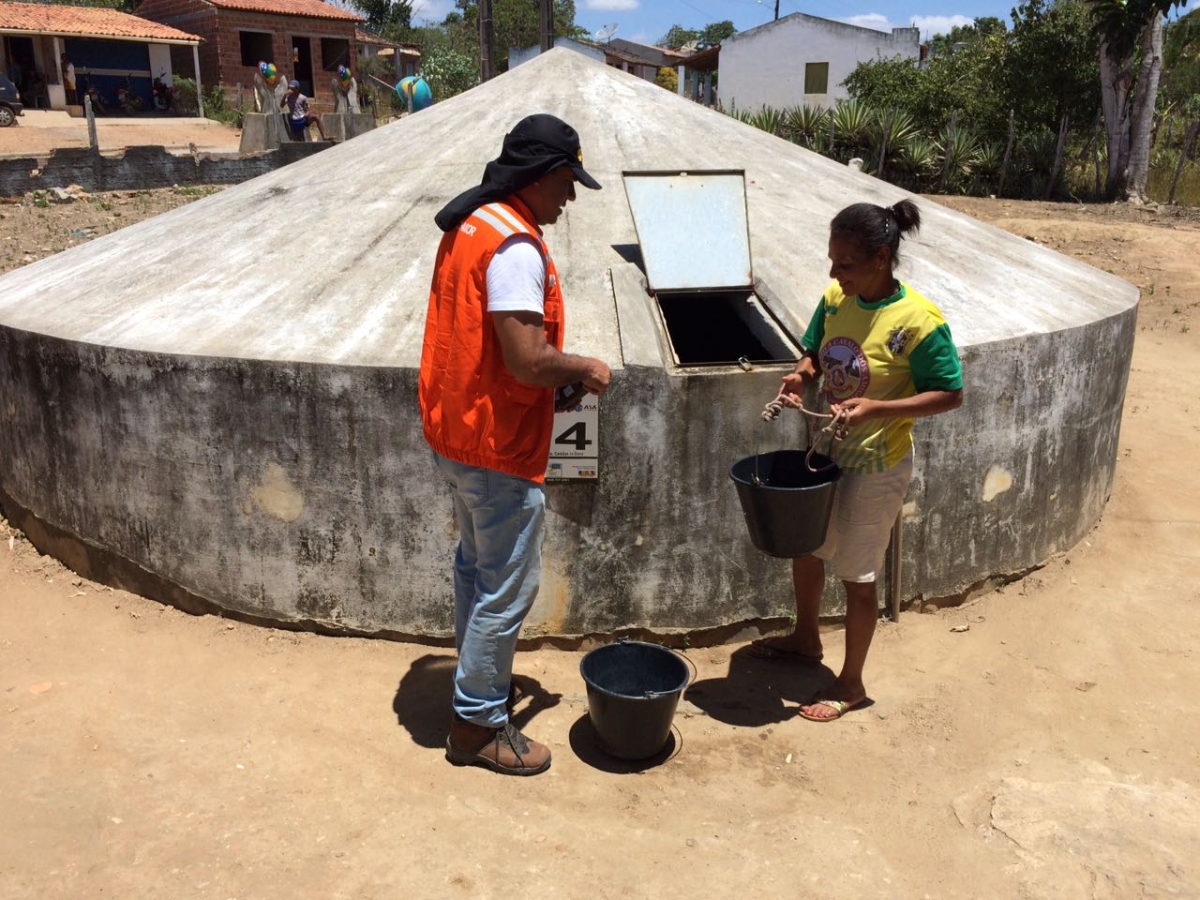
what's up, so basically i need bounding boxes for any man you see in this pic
[419,114,612,776]
[60,54,75,106]
[280,79,329,141]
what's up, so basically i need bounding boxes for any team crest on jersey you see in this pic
[820,337,869,399]
[886,326,913,356]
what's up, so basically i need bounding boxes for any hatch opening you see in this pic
[657,289,800,367]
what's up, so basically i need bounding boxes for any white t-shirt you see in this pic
[486,235,545,315]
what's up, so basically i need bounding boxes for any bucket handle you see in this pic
[616,637,697,696]
[674,647,697,687]
[758,395,848,476]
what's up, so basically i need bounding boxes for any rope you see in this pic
[760,393,849,473]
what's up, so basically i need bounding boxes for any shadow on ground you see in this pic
[392,653,560,749]
[684,646,836,727]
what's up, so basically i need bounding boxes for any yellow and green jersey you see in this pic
[802,281,962,473]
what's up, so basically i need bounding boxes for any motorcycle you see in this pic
[152,73,178,112]
[79,77,107,115]
[116,74,144,114]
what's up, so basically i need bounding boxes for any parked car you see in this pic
[0,73,24,126]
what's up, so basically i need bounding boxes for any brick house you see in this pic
[136,0,363,111]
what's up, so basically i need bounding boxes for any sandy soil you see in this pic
[0,110,243,158]
[2,192,1199,900]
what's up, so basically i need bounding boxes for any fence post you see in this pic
[1167,118,1200,205]
[998,109,1015,198]
[938,110,957,193]
[1045,114,1070,200]
[877,109,894,179]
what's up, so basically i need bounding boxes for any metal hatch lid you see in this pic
[622,169,754,294]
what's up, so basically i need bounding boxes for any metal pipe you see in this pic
[888,511,902,620]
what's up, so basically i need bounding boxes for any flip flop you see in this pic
[797,698,864,722]
[748,638,823,665]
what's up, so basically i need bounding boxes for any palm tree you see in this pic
[1090,0,1187,201]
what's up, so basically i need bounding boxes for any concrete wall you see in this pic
[0,279,1135,637]
[0,145,328,198]
[721,14,920,112]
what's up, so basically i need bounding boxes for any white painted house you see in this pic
[720,12,919,112]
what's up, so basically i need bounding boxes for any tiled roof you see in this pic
[0,2,200,42]
[203,0,363,22]
[356,28,420,53]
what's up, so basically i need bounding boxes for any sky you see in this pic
[408,0,1199,46]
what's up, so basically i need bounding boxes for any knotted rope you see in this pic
[760,394,849,473]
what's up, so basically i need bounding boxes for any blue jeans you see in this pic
[434,453,545,728]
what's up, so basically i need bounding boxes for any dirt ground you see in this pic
[0,109,243,157]
[2,190,1199,900]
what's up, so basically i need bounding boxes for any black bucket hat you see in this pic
[435,114,600,232]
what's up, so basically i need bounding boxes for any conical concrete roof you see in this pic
[0,49,1140,639]
[0,48,1134,365]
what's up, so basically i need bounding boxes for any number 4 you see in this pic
[554,422,592,451]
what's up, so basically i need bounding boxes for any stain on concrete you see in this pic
[251,463,304,522]
[983,466,1014,502]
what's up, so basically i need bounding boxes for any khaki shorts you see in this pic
[813,454,913,583]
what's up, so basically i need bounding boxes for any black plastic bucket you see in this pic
[730,450,842,558]
[580,641,690,760]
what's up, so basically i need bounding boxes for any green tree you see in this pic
[843,37,1011,136]
[926,16,1007,56]
[350,0,414,39]
[422,46,478,99]
[1161,9,1200,110]
[845,0,1099,139]
[698,21,736,47]
[446,0,583,70]
[658,25,700,50]
[1089,0,1189,200]
[659,21,734,50]
[1004,0,1099,133]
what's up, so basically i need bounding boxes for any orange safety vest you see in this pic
[419,197,565,483]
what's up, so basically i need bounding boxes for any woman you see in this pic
[752,199,963,722]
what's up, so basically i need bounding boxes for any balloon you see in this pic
[395,76,433,111]
[337,65,352,89]
[258,61,279,86]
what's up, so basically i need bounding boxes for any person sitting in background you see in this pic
[280,79,329,141]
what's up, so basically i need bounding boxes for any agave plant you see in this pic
[1019,128,1060,175]
[893,135,940,189]
[745,106,785,136]
[809,127,834,157]
[868,108,922,175]
[974,140,1005,180]
[937,123,983,192]
[832,98,873,154]
[870,108,921,155]
[782,104,828,148]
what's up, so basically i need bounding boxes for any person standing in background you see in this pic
[60,54,76,105]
